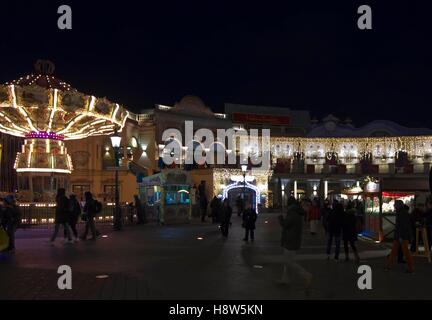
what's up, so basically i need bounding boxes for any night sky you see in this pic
[1,1,431,127]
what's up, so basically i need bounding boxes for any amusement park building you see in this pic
[0,62,431,237]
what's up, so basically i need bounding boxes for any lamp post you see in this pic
[241,164,247,212]
[110,131,122,231]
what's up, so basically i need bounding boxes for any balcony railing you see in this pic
[272,161,431,175]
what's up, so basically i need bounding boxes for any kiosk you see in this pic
[139,169,192,224]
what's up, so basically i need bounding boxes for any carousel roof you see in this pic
[0,60,129,140]
[5,60,75,91]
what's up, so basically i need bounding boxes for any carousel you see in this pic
[0,60,128,202]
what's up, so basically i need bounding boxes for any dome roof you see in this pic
[171,95,214,117]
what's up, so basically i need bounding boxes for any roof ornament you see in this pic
[34,59,55,75]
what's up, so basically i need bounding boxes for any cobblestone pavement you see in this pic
[1,213,432,300]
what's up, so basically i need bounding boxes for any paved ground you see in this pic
[1,212,432,300]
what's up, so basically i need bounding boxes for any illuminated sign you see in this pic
[233,112,290,125]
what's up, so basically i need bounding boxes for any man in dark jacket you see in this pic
[326,200,344,261]
[343,203,360,263]
[278,196,312,288]
[385,200,414,273]
[210,196,221,224]
[65,194,81,240]
[423,200,432,252]
[220,199,232,238]
[81,191,98,240]
[50,188,73,244]
[134,195,147,224]
[2,195,21,253]
[242,202,257,242]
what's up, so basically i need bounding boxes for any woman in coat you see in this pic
[343,202,360,263]
[278,196,312,288]
[50,188,73,244]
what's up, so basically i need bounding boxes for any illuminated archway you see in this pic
[222,181,260,212]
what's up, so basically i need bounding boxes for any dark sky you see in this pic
[1,1,431,127]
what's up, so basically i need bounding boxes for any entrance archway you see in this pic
[223,182,260,213]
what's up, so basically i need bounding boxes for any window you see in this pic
[164,185,190,205]
[72,185,90,201]
[103,185,119,203]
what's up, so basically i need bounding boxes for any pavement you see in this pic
[1,212,432,300]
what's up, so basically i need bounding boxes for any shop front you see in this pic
[360,177,429,241]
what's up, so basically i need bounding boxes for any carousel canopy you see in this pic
[0,60,129,140]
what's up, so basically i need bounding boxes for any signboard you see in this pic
[233,112,290,125]
[364,181,380,193]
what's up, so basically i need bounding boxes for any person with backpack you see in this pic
[1,195,21,253]
[50,188,73,244]
[80,191,100,241]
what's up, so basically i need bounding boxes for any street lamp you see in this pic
[110,131,122,231]
[241,164,247,213]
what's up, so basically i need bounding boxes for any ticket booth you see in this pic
[139,169,192,224]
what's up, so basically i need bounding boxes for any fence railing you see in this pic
[17,204,139,228]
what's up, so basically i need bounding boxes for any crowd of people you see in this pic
[0,189,148,252]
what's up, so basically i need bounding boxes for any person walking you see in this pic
[80,191,98,241]
[1,195,21,253]
[308,198,321,235]
[191,184,198,217]
[385,200,414,273]
[278,196,313,289]
[236,195,243,217]
[210,196,221,224]
[326,200,344,261]
[220,199,232,238]
[343,202,360,263]
[409,203,424,252]
[242,202,257,242]
[67,194,81,240]
[422,200,432,252]
[134,195,147,224]
[200,194,208,223]
[50,188,73,244]
[321,199,331,235]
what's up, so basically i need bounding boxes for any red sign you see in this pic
[233,112,290,125]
